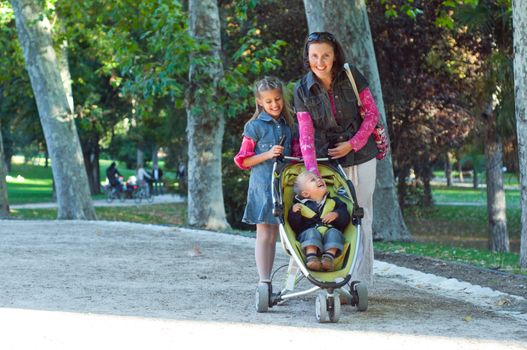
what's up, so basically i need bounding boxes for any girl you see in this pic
[234,76,298,303]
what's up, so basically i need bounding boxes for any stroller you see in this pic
[255,156,368,323]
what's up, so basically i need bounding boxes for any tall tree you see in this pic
[0,127,9,218]
[451,1,513,252]
[483,101,509,252]
[303,0,410,240]
[186,0,229,230]
[513,0,527,267]
[10,0,96,219]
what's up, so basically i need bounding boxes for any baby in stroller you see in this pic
[288,170,350,272]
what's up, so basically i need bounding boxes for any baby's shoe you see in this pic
[305,254,321,271]
[321,253,335,272]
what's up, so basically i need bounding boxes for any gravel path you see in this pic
[0,220,526,349]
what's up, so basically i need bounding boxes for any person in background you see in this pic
[152,164,164,195]
[106,162,123,192]
[136,164,152,196]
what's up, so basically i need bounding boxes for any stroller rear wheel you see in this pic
[315,292,328,323]
[351,282,368,312]
[255,282,269,313]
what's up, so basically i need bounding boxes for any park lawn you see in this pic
[432,185,520,205]
[7,160,176,204]
[403,205,522,260]
[374,241,524,275]
[10,203,188,225]
[7,163,54,204]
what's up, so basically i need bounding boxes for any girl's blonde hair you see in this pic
[250,76,295,128]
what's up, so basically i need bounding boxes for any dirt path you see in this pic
[0,220,526,349]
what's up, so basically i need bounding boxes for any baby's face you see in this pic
[300,172,327,200]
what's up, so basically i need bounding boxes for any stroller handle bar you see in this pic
[276,156,330,163]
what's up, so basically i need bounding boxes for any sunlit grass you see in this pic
[432,185,520,206]
[374,241,525,275]
[10,203,188,225]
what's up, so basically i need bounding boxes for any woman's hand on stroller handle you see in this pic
[328,141,353,159]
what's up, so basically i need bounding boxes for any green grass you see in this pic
[7,163,54,204]
[10,203,188,225]
[374,241,525,274]
[432,185,520,206]
[404,205,521,241]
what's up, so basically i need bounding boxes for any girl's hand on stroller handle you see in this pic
[268,145,285,159]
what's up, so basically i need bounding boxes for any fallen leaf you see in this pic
[463,315,473,322]
[496,298,511,306]
[188,244,202,257]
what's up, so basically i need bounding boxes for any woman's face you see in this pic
[308,42,335,81]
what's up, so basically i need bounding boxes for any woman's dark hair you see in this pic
[302,32,346,77]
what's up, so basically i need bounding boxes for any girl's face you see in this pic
[257,89,284,119]
[308,42,335,81]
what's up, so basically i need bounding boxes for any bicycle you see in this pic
[106,185,126,203]
[133,183,154,204]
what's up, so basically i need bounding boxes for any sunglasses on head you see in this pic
[307,32,336,43]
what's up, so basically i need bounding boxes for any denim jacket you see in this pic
[241,111,293,224]
[294,65,378,167]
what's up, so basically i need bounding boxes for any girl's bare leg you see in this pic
[255,223,278,282]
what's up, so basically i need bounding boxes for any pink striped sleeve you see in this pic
[297,111,320,176]
[349,88,379,151]
[234,136,256,170]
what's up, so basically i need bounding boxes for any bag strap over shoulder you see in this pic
[343,63,362,108]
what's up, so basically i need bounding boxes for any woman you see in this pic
[293,32,380,287]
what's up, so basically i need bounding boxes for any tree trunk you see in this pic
[0,128,10,218]
[397,164,410,210]
[303,0,410,241]
[445,151,452,187]
[82,133,101,195]
[11,0,96,220]
[137,149,144,167]
[456,151,464,183]
[152,145,159,168]
[186,0,229,230]
[483,104,509,252]
[512,0,527,267]
[422,162,433,207]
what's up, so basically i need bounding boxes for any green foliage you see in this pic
[379,0,424,19]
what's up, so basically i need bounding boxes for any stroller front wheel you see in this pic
[255,282,269,313]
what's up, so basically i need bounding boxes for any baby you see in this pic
[288,171,350,272]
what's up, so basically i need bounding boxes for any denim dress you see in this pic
[242,112,293,225]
